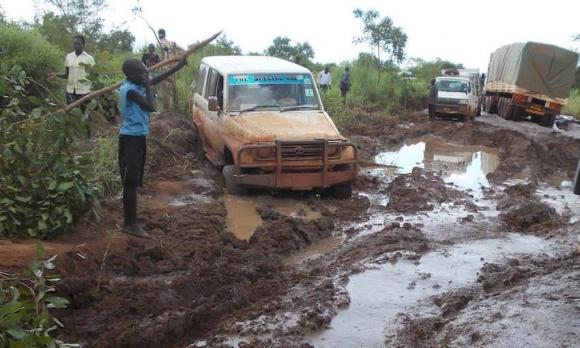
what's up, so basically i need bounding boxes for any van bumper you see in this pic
[234,140,358,190]
[435,104,468,114]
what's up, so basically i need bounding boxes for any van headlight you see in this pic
[458,99,468,104]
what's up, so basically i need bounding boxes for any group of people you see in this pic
[45,32,355,238]
[47,29,186,237]
[318,66,352,104]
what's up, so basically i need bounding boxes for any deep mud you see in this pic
[1,110,579,348]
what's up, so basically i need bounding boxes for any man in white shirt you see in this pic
[318,67,332,91]
[49,35,95,136]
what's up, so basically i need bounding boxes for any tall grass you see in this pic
[564,89,580,118]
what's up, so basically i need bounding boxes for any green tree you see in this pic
[0,22,62,85]
[265,36,315,66]
[97,29,135,52]
[215,34,241,55]
[353,8,407,83]
[407,58,464,82]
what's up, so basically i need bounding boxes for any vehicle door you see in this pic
[193,64,210,150]
[202,68,226,160]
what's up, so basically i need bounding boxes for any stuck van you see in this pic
[429,71,480,121]
[192,56,357,197]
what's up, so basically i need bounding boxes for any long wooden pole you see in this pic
[62,31,222,113]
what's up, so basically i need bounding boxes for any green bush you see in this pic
[0,23,63,85]
[0,66,102,239]
[563,89,580,118]
[0,244,78,347]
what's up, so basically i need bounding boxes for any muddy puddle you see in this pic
[375,136,499,197]
[308,234,556,348]
[224,194,321,240]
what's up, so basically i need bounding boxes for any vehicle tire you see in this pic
[497,97,505,118]
[540,114,556,127]
[329,182,353,199]
[222,165,248,196]
[489,96,498,114]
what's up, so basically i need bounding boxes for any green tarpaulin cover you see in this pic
[487,42,578,99]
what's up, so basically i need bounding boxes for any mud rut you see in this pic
[6,111,578,347]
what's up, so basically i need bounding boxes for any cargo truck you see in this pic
[481,42,579,127]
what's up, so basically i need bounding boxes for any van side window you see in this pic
[204,69,224,109]
[196,65,207,95]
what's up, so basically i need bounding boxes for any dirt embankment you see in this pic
[385,167,476,213]
[346,112,580,184]
[386,253,579,348]
[497,183,563,233]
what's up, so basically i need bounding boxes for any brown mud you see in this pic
[1,111,579,347]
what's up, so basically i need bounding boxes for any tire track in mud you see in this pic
[11,111,577,347]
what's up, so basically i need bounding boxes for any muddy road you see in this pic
[1,110,578,347]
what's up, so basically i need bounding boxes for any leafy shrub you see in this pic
[0,66,102,239]
[0,244,78,347]
[0,23,63,85]
[563,89,580,118]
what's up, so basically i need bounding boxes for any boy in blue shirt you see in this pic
[119,58,187,237]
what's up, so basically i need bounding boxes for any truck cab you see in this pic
[192,56,357,197]
[430,70,480,122]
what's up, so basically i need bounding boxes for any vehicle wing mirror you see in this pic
[208,96,220,112]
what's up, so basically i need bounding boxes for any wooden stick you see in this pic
[63,31,222,113]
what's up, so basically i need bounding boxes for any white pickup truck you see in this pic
[429,70,480,122]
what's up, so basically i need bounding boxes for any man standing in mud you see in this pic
[48,35,95,137]
[428,78,438,119]
[118,57,187,237]
[158,28,183,110]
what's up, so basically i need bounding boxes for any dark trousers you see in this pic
[118,135,147,227]
[66,92,92,138]
[340,88,348,103]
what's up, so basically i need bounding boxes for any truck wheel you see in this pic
[540,114,556,127]
[489,96,498,114]
[497,98,506,118]
[223,165,248,196]
[329,182,353,199]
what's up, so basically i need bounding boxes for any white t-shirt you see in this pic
[64,51,95,94]
[318,71,331,86]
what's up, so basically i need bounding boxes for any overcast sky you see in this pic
[2,0,579,71]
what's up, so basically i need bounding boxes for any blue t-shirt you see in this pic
[119,79,149,136]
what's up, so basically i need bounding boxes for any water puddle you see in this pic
[224,194,321,240]
[308,234,555,348]
[375,136,500,197]
[286,236,342,265]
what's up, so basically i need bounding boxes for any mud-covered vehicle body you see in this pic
[482,42,579,127]
[430,74,480,121]
[192,56,357,197]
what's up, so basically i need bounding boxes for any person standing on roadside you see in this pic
[157,28,184,110]
[141,44,160,68]
[339,67,351,104]
[48,35,95,137]
[428,78,438,119]
[318,67,331,91]
[118,57,188,238]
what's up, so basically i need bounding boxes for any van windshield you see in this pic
[436,79,468,93]
[227,74,321,112]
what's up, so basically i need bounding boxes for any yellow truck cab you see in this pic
[192,56,357,197]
